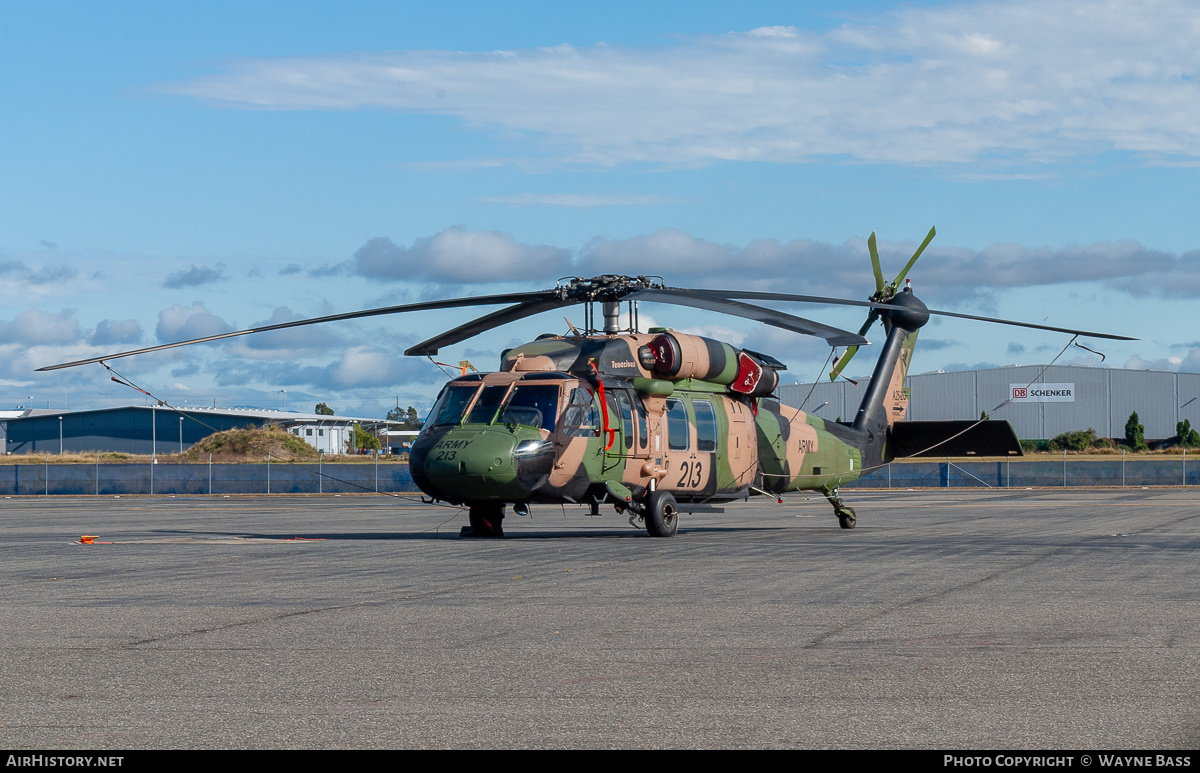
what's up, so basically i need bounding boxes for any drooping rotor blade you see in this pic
[37,290,562,371]
[628,288,869,347]
[891,225,936,291]
[677,289,910,313]
[674,289,1135,341]
[867,231,885,295]
[405,298,572,356]
[917,307,1135,341]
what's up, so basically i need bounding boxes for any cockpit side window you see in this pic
[561,387,599,438]
[499,384,559,432]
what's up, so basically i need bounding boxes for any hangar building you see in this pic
[778,365,1200,441]
[0,406,396,456]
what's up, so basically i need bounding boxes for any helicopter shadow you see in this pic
[145,525,789,541]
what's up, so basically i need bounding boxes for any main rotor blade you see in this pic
[682,289,910,313]
[891,225,936,290]
[405,298,571,356]
[918,307,1136,341]
[629,289,869,347]
[868,231,885,295]
[37,290,561,371]
[681,289,1134,341]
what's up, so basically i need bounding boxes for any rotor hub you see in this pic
[554,275,664,303]
[884,287,930,330]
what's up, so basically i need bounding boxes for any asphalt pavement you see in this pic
[1,489,1197,749]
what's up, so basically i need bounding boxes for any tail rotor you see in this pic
[829,226,936,382]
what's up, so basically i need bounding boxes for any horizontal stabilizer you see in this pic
[889,421,1023,458]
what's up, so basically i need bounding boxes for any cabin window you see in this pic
[614,391,634,450]
[666,398,689,451]
[561,387,599,438]
[466,385,510,424]
[693,400,718,452]
[499,384,559,432]
[427,384,479,427]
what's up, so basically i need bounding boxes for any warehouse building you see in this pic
[778,365,1200,441]
[1,406,397,456]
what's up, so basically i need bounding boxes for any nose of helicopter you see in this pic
[410,425,554,502]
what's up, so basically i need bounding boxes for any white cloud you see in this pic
[352,226,570,283]
[578,229,736,277]
[229,306,346,358]
[90,319,142,346]
[163,264,225,289]
[212,344,438,391]
[1123,353,1185,371]
[0,310,84,346]
[343,226,1200,306]
[156,302,232,342]
[163,1,1200,168]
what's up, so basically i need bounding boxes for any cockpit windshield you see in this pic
[465,385,508,424]
[425,380,564,433]
[426,384,479,427]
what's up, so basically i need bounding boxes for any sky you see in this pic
[3,0,1200,417]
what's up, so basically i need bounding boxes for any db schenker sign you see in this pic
[1010,383,1075,403]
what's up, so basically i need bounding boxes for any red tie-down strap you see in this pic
[589,362,617,451]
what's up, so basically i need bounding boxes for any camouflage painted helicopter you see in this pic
[41,228,1131,537]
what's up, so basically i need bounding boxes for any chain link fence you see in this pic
[1,454,1195,495]
[851,454,1199,488]
[0,460,417,496]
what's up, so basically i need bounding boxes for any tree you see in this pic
[1176,419,1200,448]
[350,424,380,452]
[315,402,335,416]
[1050,428,1098,452]
[387,405,424,430]
[1125,411,1148,451]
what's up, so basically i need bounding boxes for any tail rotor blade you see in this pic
[828,310,878,381]
[830,345,859,382]
[868,231,885,295]
[891,225,936,290]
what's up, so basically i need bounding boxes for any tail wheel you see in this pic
[838,506,856,529]
[645,491,678,538]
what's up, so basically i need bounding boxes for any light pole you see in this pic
[58,416,63,455]
[179,416,184,453]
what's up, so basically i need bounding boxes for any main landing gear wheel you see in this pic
[645,490,678,538]
[465,503,505,538]
[838,507,857,530]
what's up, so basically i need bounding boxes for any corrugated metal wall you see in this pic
[8,407,278,454]
[780,365,1200,440]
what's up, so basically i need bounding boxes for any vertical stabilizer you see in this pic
[851,287,928,468]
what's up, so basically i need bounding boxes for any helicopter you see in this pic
[40,227,1132,537]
